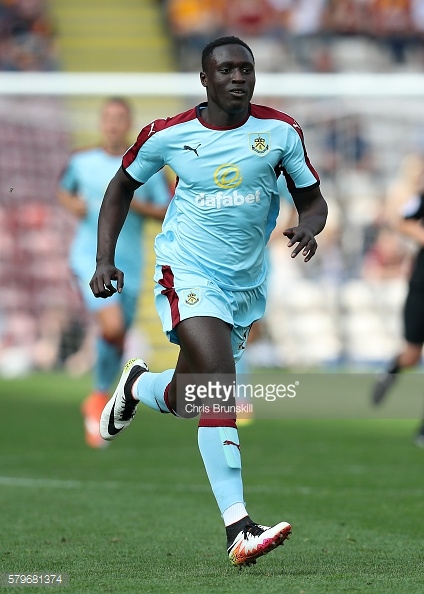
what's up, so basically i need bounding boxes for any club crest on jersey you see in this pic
[182,289,201,306]
[249,132,270,156]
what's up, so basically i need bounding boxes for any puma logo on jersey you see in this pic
[223,440,241,451]
[183,144,201,156]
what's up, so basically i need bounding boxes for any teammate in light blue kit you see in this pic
[59,97,170,448]
[90,38,328,565]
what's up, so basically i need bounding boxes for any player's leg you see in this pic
[170,316,291,567]
[95,303,126,390]
[100,315,234,439]
[71,265,125,447]
[107,265,237,419]
[83,288,138,447]
[81,302,126,448]
[372,287,423,405]
[99,311,291,564]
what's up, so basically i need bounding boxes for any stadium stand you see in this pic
[1,0,423,374]
[0,0,178,376]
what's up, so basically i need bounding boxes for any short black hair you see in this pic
[201,36,255,71]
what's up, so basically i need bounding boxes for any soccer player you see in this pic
[90,37,328,565]
[371,154,424,446]
[58,97,170,448]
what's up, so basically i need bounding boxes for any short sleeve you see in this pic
[122,121,166,184]
[280,125,319,193]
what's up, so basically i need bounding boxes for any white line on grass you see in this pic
[0,475,211,492]
[0,475,314,495]
[5,476,420,497]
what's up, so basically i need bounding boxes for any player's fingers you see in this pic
[89,276,102,296]
[115,270,124,293]
[290,234,317,258]
[90,275,115,298]
[103,280,117,295]
[283,228,297,246]
[288,232,309,257]
[301,240,318,262]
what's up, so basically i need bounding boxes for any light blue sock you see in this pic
[198,426,245,515]
[134,369,174,413]
[94,336,122,393]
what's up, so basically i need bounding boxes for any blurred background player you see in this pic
[58,97,171,448]
[371,153,424,445]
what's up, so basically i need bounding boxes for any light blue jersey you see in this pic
[123,103,319,292]
[60,147,170,299]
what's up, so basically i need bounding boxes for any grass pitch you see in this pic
[1,371,423,593]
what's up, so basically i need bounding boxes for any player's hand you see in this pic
[89,263,124,298]
[72,196,87,218]
[283,226,318,262]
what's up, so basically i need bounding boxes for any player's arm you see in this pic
[283,185,328,262]
[129,200,168,221]
[57,188,87,218]
[90,167,141,298]
[57,159,87,218]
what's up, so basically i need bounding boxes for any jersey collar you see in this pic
[195,102,251,131]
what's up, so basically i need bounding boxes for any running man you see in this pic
[59,97,170,448]
[371,154,424,446]
[90,37,328,565]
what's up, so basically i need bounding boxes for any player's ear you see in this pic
[200,71,207,88]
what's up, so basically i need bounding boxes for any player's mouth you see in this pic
[229,88,246,96]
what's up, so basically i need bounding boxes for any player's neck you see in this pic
[200,104,249,128]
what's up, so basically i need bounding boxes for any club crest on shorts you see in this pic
[249,132,271,156]
[182,288,201,306]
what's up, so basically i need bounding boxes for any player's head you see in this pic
[200,37,256,116]
[100,97,133,153]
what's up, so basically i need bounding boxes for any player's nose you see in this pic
[231,68,246,82]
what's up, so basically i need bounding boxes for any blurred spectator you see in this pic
[165,0,225,70]
[223,0,291,71]
[362,226,410,281]
[164,0,424,71]
[321,115,375,178]
[326,0,371,36]
[0,0,58,71]
[224,0,277,37]
[370,0,413,64]
[284,0,332,72]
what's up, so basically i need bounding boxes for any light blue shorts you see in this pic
[154,264,267,362]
